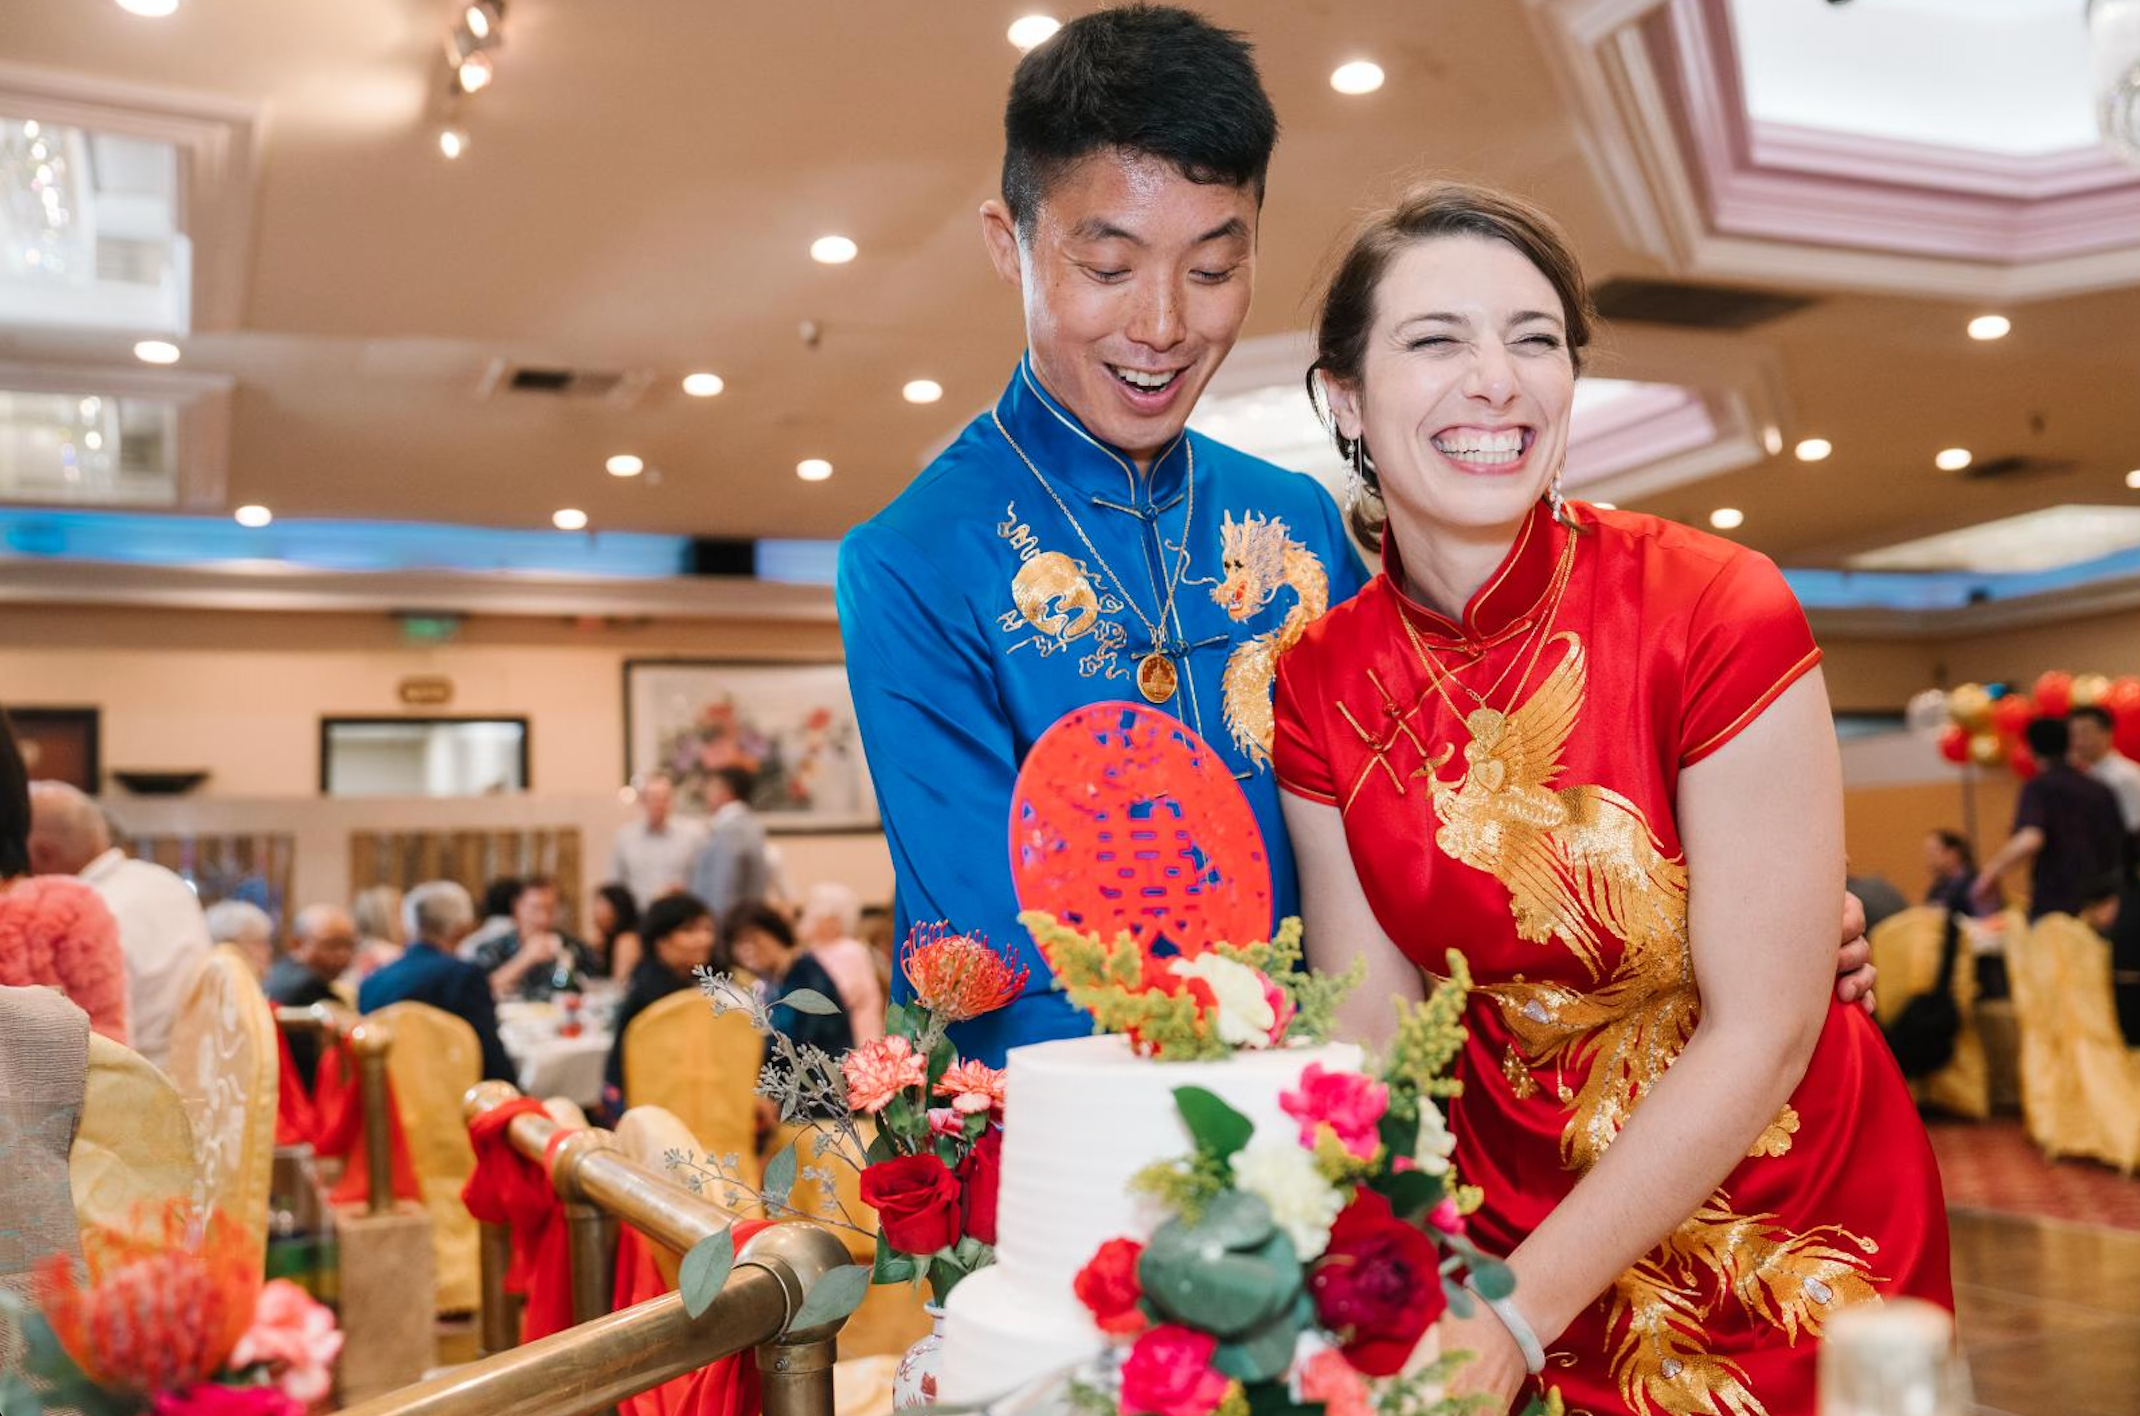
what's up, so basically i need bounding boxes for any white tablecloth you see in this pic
[498,1004,613,1107]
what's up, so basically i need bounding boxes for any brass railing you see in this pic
[323,1081,848,1416]
[274,1003,395,1215]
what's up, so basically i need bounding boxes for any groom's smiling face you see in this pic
[984,148,1259,470]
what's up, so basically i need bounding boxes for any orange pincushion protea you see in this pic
[39,1203,260,1395]
[900,924,1029,1023]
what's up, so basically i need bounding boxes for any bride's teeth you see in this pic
[1432,428,1526,462]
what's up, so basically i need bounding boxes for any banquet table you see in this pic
[497,995,617,1109]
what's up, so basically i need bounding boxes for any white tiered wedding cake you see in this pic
[937,1033,1363,1404]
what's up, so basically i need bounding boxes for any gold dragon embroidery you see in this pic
[1419,632,1880,1416]
[1210,511,1329,768]
[996,503,1128,678]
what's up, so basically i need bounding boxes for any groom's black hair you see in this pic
[1002,4,1278,235]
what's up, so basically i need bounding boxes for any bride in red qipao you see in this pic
[1271,183,1951,1416]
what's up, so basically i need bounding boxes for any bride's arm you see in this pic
[1281,791,1424,1051]
[1492,669,1844,1364]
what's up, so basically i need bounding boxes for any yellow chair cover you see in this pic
[373,1001,482,1312]
[166,944,280,1271]
[614,1104,713,1288]
[541,1097,591,1130]
[2031,914,2140,1173]
[1867,906,1988,1118]
[72,1033,197,1242]
[622,990,763,1192]
[2005,913,2077,1154]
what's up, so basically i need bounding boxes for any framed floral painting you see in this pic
[622,659,877,833]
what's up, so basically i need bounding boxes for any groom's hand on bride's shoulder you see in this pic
[1834,891,1875,1013]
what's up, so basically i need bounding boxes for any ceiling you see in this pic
[4,0,2140,579]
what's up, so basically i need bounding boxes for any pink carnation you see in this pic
[1260,970,1295,1047]
[151,1386,302,1416]
[1119,1325,1233,1416]
[1428,1198,1466,1236]
[1296,1348,1372,1416]
[229,1279,342,1405]
[926,1107,966,1138]
[933,1059,1007,1115]
[841,1035,928,1114]
[1279,1063,1388,1161]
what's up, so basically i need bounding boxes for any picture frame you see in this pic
[7,706,101,793]
[622,659,877,833]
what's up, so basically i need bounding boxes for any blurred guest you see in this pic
[2079,870,2123,937]
[724,901,851,1059]
[608,773,705,911]
[1842,869,1909,935]
[28,781,210,1070]
[591,883,642,980]
[1976,717,2126,919]
[796,881,884,1042]
[205,899,275,981]
[458,876,522,961]
[2071,705,2140,862]
[348,884,405,982]
[472,876,600,1001]
[358,880,514,1082]
[601,892,717,1113]
[0,710,127,1044]
[268,904,358,1089]
[858,903,897,996]
[2110,872,2140,1046]
[1926,829,2000,916]
[687,767,771,918]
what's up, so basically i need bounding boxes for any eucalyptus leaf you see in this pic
[790,1264,871,1330]
[1172,1086,1254,1160]
[1213,1306,1307,1384]
[0,1373,45,1416]
[1442,1277,1476,1319]
[779,988,842,1016]
[679,1228,737,1318]
[1469,1258,1517,1301]
[763,1139,800,1208]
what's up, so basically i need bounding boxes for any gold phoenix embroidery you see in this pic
[1418,632,1880,1416]
[1210,511,1329,768]
[996,502,1127,678]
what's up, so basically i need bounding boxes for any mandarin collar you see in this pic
[1385,498,1572,646]
[991,353,1192,505]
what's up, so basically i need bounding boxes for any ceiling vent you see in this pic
[476,359,652,407]
[1591,277,1814,330]
[1960,454,2077,481]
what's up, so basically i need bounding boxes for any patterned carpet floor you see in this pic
[1926,1116,2140,1231]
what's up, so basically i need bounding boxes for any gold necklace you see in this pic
[1399,532,1578,723]
[992,408,1196,704]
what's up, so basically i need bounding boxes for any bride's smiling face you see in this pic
[1325,233,1576,537]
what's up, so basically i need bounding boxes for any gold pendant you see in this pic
[1137,652,1177,704]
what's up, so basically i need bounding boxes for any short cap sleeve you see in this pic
[1272,651,1339,805]
[1680,550,1822,767]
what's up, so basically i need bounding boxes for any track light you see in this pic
[464,0,503,41]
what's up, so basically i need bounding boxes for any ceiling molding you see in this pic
[1805,569,2140,641]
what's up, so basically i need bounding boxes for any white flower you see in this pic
[1230,1136,1343,1259]
[1414,1099,1456,1177]
[1170,953,1277,1048]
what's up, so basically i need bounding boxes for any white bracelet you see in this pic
[1469,1285,1546,1375]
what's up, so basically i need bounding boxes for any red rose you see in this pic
[1073,1238,1148,1337]
[1119,1324,1232,1416]
[958,1127,1003,1246]
[1307,1190,1447,1376]
[151,1387,301,1416]
[859,1154,963,1256]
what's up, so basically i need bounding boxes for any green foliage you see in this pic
[1175,1086,1254,1161]
[1371,1350,1501,1416]
[679,1227,737,1319]
[871,1228,916,1286]
[1128,1150,1230,1222]
[790,1264,871,1329]
[1381,954,1474,1105]
[1467,1257,1516,1302]
[1139,1192,1302,1346]
[779,988,841,1016]
[762,1137,799,1210]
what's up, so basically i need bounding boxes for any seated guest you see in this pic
[796,882,885,1042]
[348,884,405,983]
[471,875,600,1001]
[1927,829,2000,916]
[28,781,211,1071]
[591,883,642,980]
[205,899,275,982]
[268,904,358,1089]
[725,902,852,1059]
[458,876,522,961]
[600,892,717,1113]
[0,710,128,1044]
[358,880,515,1083]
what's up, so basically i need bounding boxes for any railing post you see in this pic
[739,1224,853,1416]
[478,1220,522,1355]
[550,1129,621,1326]
[349,1017,396,1217]
[757,1337,837,1416]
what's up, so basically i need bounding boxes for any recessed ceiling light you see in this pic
[1967,314,2011,341]
[810,235,858,265]
[456,52,494,93]
[902,379,944,404]
[1793,437,1832,462]
[1709,507,1745,531]
[438,127,467,160]
[114,0,180,15]
[1935,448,1973,472]
[1007,15,1061,50]
[234,505,272,528]
[133,340,181,365]
[2127,469,2140,490]
[1330,61,1385,95]
[682,372,725,398]
[1762,426,1784,456]
[552,508,588,530]
[83,431,104,451]
[797,458,833,482]
[606,454,645,478]
[464,1,497,40]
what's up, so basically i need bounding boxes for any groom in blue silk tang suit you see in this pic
[837,8,1368,1064]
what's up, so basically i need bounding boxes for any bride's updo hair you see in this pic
[1306,181,1597,549]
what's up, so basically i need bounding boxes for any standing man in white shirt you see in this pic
[27,782,212,1072]
[608,772,706,911]
[2072,705,2140,865]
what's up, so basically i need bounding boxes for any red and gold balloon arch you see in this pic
[1936,672,2140,778]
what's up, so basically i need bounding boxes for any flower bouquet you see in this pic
[671,923,1028,1319]
[0,1205,343,1416]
